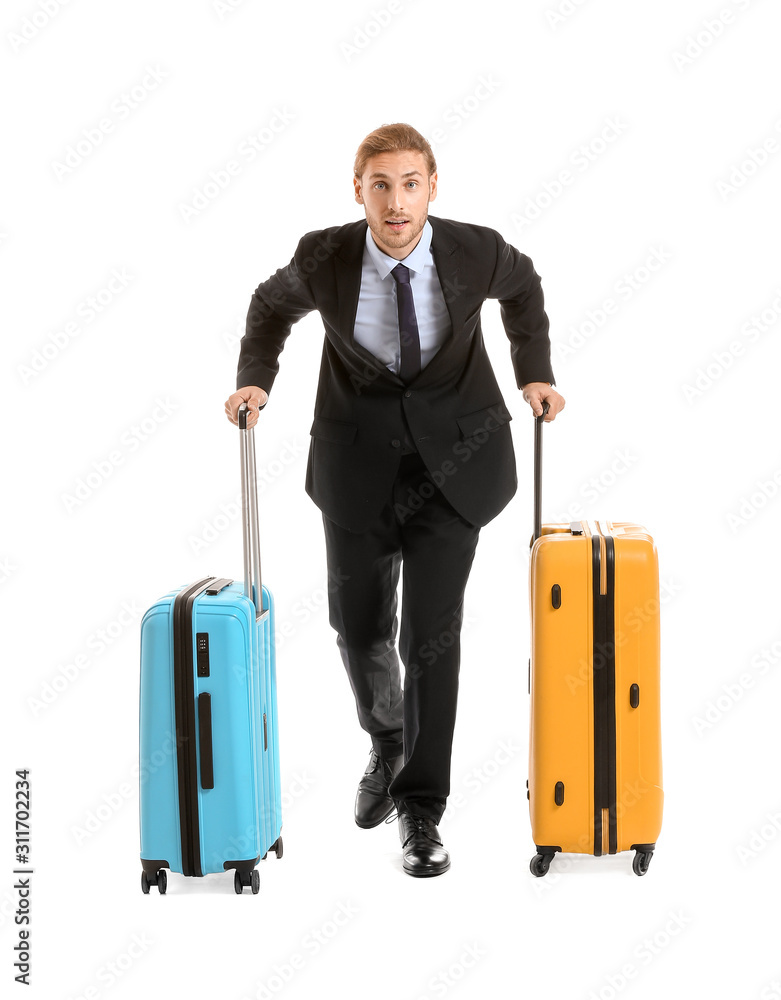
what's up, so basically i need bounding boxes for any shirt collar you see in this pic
[364,218,433,280]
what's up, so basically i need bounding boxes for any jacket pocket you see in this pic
[309,415,358,445]
[456,403,512,439]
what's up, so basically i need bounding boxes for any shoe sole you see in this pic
[402,861,451,878]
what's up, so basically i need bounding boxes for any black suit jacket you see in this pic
[237,214,556,532]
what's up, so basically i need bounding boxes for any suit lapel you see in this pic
[418,215,465,385]
[334,219,406,384]
[428,215,465,332]
[334,220,366,350]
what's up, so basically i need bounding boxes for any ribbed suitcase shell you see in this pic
[139,580,281,879]
[528,519,662,868]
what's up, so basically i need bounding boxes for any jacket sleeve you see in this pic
[236,236,318,393]
[486,230,556,388]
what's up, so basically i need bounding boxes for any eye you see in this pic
[407,182,417,188]
[374,182,386,190]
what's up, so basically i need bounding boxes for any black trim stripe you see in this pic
[591,535,604,856]
[173,577,215,877]
[591,531,618,856]
[605,535,617,855]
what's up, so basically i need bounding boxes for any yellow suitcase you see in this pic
[527,405,663,876]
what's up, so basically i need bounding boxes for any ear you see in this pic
[429,172,438,201]
[353,175,364,205]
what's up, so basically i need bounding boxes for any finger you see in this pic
[236,397,253,422]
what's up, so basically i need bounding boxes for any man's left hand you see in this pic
[521,382,565,421]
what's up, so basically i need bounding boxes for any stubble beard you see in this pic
[367,202,429,256]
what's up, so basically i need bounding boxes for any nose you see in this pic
[388,185,404,212]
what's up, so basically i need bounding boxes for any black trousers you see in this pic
[322,449,481,823]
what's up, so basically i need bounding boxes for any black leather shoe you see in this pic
[398,809,450,877]
[354,750,403,829]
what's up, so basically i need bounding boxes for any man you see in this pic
[225,123,565,878]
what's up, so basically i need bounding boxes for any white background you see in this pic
[3,1,781,997]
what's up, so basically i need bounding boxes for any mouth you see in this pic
[385,219,409,232]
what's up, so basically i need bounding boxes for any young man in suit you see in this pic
[225,123,565,877]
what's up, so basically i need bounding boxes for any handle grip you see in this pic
[198,693,214,789]
[532,400,550,544]
[238,402,264,617]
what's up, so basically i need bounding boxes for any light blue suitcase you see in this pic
[138,404,282,894]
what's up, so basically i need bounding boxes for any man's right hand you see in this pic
[224,386,268,428]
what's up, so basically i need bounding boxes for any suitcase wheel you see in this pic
[632,851,653,877]
[529,853,553,878]
[272,836,284,859]
[234,868,260,894]
[141,868,167,894]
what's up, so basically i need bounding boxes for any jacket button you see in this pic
[404,390,412,397]
[391,439,401,448]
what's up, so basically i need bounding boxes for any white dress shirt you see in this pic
[353,219,452,375]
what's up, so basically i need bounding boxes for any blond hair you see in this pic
[353,123,437,179]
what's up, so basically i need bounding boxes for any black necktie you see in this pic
[391,263,421,383]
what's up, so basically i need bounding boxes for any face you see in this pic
[353,150,437,260]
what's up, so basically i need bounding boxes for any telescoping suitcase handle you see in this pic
[532,400,550,544]
[237,402,265,619]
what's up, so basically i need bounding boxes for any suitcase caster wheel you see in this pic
[141,871,150,894]
[261,852,268,861]
[234,871,244,894]
[632,851,652,876]
[251,870,260,894]
[273,836,283,859]
[530,853,552,878]
[157,869,167,894]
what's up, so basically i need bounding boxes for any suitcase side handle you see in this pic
[238,402,264,618]
[532,401,551,543]
[198,693,215,789]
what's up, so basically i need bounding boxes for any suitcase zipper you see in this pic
[591,524,617,856]
[173,577,216,877]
